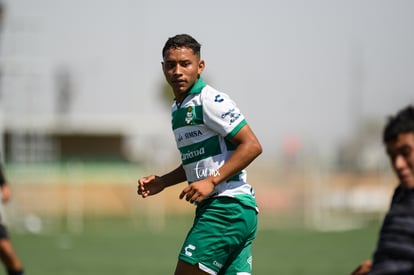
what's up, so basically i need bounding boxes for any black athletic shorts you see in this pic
[0,223,9,239]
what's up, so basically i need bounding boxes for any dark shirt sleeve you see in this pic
[0,165,6,186]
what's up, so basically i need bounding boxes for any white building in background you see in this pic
[0,1,176,165]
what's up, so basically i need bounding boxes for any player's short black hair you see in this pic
[383,105,414,143]
[162,34,201,58]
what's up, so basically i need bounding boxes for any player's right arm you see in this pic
[137,165,187,198]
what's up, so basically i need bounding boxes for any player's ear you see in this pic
[161,61,168,75]
[198,60,205,75]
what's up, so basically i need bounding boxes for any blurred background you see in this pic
[0,0,413,274]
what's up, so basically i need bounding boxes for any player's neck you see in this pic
[175,92,190,108]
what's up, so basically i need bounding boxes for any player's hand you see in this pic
[137,175,165,198]
[1,184,11,203]
[179,178,215,205]
[351,260,372,275]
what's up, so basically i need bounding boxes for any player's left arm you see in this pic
[180,124,262,203]
[213,124,262,185]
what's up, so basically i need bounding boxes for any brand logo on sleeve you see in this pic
[214,95,224,102]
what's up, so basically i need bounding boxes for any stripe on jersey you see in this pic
[225,119,247,140]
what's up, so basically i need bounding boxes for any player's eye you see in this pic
[401,146,412,158]
[165,62,176,70]
[180,61,191,67]
[387,149,398,163]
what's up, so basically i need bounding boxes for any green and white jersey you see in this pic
[171,77,257,211]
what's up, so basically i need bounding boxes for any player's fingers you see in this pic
[186,190,197,201]
[138,177,146,186]
[137,180,143,192]
[138,176,153,191]
[188,190,201,203]
[137,182,144,195]
[189,194,199,204]
[138,175,154,185]
[192,196,201,205]
[179,185,192,200]
[179,189,186,199]
[137,177,150,197]
[180,188,197,201]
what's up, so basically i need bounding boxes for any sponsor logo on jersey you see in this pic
[194,161,220,179]
[182,147,205,161]
[221,108,241,125]
[184,129,203,139]
[177,130,203,143]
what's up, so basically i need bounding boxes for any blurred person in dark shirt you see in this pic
[352,105,414,275]
[0,165,24,275]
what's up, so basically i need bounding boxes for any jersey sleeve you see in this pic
[202,89,246,139]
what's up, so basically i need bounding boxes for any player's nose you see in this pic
[394,155,407,170]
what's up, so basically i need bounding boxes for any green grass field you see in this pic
[9,215,379,275]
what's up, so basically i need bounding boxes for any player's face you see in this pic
[386,132,414,189]
[162,47,204,102]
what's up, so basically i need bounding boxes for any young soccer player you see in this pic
[351,105,414,275]
[137,34,262,275]
[0,165,24,275]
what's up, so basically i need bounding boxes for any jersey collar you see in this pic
[188,77,207,95]
[174,77,206,108]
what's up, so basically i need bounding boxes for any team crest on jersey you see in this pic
[185,106,194,124]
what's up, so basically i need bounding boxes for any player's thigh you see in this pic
[0,224,11,257]
[0,238,18,265]
[219,209,257,275]
[220,239,254,275]
[175,259,210,275]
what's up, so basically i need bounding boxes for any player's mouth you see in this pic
[172,79,187,88]
[172,78,186,84]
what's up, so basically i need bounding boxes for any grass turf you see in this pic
[10,215,379,275]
